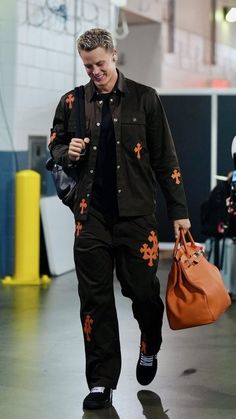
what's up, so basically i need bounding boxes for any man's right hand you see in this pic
[68,137,90,161]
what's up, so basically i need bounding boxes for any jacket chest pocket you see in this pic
[121,113,146,126]
[121,113,146,145]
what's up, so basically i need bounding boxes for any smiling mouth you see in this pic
[93,74,105,82]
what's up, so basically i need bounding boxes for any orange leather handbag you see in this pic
[166,229,231,330]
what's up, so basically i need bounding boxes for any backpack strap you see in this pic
[74,86,86,139]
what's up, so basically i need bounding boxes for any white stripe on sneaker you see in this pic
[140,354,157,367]
[90,387,105,393]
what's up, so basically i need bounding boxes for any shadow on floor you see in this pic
[137,390,170,418]
[81,391,169,419]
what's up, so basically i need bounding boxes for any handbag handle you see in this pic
[174,228,196,257]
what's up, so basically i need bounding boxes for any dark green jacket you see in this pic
[49,70,188,222]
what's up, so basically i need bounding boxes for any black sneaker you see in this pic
[136,352,158,386]
[83,387,112,410]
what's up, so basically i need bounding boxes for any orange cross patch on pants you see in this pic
[140,231,159,267]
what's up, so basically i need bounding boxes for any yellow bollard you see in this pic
[3,170,50,285]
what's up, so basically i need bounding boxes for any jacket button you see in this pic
[118,189,122,193]
[96,122,100,126]
[90,169,94,174]
[113,118,118,122]
[117,165,120,169]
[93,146,97,150]
[117,141,120,145]
[86,193,90,197]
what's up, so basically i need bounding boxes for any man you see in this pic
[49,28,191,410]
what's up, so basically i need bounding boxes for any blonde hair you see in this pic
[77,28,114,53]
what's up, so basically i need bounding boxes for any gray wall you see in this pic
[117,23,162,87]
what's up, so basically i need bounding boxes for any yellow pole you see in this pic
[3,170,50,285]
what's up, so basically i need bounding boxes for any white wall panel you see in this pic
[40,196,75,276]
[0,0,17,150]
[28,66,42,87]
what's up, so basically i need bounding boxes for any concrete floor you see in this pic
[0,257,236,419]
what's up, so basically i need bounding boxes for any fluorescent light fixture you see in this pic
[225,7,236,22]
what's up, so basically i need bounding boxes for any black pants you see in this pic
[74,207,164,390]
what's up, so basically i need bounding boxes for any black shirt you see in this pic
[91,93,118,216]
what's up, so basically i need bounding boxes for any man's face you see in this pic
[80,47,117,93]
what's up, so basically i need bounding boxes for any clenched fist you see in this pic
[68,137,90,161]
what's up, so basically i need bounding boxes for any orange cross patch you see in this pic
[171,169,181,184]
[79,198,87,215]
[134,142,143,159]
[66,93,75,109]
[50,132,56,143]
[75,222,82,237]
[83,315,94,342]
[140,231,159,267]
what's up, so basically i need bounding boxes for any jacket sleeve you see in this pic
[48,93,74,167]
[145,88,189,220]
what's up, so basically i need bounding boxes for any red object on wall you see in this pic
[211,79,230,88]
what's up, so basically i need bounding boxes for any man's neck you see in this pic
[96,71,118,94]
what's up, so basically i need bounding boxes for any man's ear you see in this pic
[112,49,117,62]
